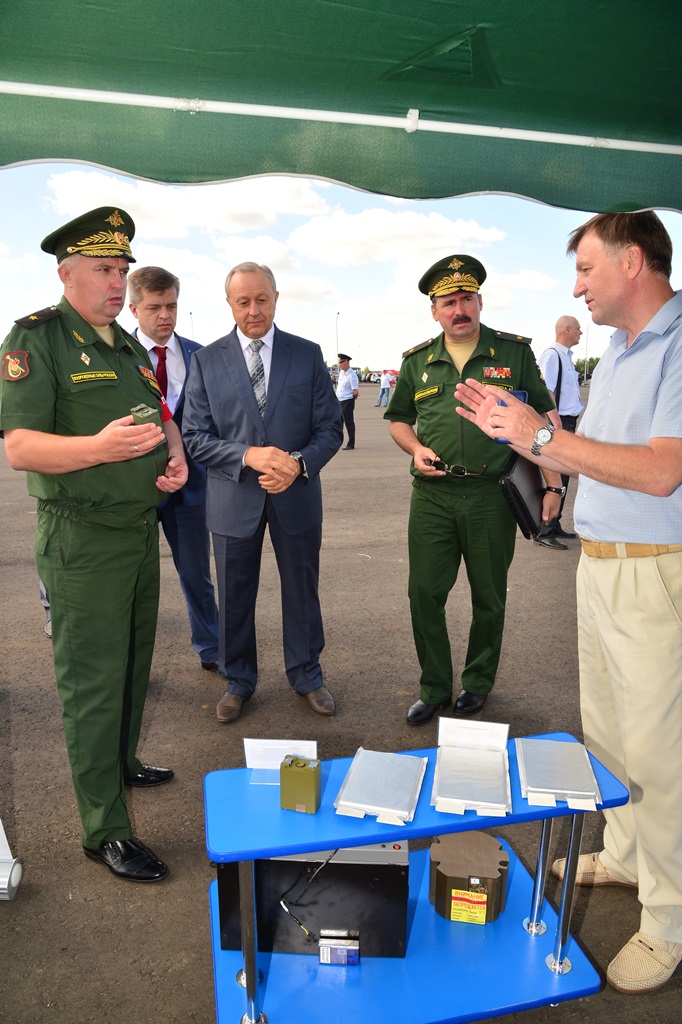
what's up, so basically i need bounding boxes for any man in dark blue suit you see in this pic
[183,262,343,723]
[128,266,219,671]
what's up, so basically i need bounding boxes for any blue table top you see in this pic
[204,732,629,863]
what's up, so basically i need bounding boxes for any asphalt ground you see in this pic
[0,384,678,1023]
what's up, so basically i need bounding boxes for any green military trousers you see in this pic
[407,477,517,705]
[35,509,160,849]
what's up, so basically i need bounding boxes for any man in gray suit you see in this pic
[183,262,343,723]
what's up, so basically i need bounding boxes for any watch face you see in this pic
[537,427,553,444]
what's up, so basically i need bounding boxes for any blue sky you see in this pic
[2,161,681,370]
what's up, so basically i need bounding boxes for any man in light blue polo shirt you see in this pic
[453,211,682,996]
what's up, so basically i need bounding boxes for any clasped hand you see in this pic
[244,445,301,494]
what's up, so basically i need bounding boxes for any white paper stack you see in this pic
[334,747,428,825]
[516,737,602,811]
[431,719,511,817]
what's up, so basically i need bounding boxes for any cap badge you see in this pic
[105,210,125,227]
[448,258,464,271]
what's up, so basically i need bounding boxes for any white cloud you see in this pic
[211,235,301,273]
[288,208,506,267]
[276,274,341,304]
[481,268,559,311]
[0,236,45,272]
[43,170,331,240]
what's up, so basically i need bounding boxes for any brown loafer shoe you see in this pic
[305,686,335,716]
[216,691,244,723]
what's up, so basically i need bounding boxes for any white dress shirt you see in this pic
[136,330,185,414]
[237,324,275,391]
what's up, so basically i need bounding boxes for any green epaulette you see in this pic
[15,306,61,329]
[492,329,532,345]
[402,337,435,359]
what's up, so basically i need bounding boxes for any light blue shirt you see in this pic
[336,367,358,401]
[538,342,583,416]
[574,291,682,543]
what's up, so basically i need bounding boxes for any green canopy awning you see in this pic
[1,0,680,211]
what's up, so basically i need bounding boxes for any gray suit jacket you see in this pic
[182,326,342,537]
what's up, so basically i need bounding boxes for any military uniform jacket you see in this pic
[0,296,168,526]
[385,324,555,482]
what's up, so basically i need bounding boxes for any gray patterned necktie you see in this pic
[248,338,266,416]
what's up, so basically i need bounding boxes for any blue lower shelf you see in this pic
[209,842,602,1024]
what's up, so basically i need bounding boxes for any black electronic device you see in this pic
[217,842,409,958]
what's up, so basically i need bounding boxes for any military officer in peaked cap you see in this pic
[0,207,188,882]
[384,255,561,724]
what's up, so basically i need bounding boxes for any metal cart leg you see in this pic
[237,860,267,1024]
[524,818,552,935]
[546,812,585,974]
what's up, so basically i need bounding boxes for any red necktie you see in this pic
[153,345,168,397]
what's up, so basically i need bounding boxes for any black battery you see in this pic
[217,842,409,957]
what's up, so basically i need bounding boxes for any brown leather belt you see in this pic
[580,539,682,559]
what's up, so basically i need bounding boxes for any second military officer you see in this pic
[385,255,561,724]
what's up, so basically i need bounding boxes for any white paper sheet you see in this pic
[243,738,318,785]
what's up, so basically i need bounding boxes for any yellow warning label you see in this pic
[450,888,488,925]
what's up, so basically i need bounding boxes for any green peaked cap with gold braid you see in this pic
[41,207,136,264]
[418,254,486,298]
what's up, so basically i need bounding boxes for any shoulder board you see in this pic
[492,329,532,345]
[402,337,435,359]
[15,306,61,330]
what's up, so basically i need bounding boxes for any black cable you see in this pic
[278,849,339,942]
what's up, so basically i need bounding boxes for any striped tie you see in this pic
[248,338,266,416]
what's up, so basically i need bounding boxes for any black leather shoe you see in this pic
[406,697,451,725]
[124,764,175,787]
[343,445,355,450]
[554,526,577,539]
[83,838,169,882]
[201,660,219,672]
[453,691,488,716]
[534,536,568,550]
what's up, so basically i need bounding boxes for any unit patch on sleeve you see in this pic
[2,351,30,381]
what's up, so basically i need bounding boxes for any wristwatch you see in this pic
[290,451,305,475]
[531,423,554,456]
[545,485,566,496]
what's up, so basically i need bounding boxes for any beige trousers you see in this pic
[577,550,682,941]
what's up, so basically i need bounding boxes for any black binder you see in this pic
[499,452,545,539]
